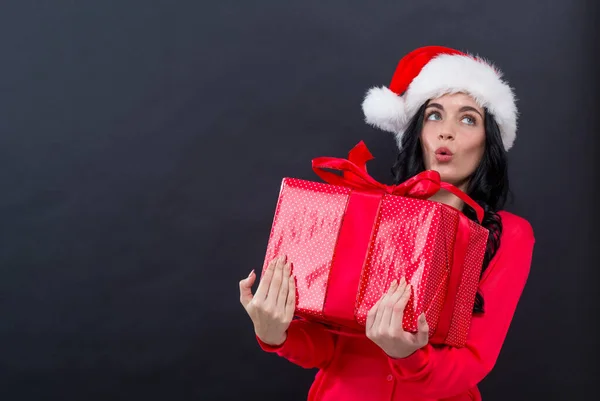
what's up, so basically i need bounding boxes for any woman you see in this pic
[238,46,535,401]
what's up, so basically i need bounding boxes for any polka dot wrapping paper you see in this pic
[261,177,489,348]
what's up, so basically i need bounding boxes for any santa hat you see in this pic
[361,46,518,151]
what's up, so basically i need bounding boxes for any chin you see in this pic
[428,166,459,185]
[440,175,461,186]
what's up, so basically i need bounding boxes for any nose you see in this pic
[438,131,455,141]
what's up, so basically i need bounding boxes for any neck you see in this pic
[428,180,469,211]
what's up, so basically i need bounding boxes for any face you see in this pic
[420,92,486,189]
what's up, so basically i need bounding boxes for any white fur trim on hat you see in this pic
[362,86,407,134]
[362,54,518,151]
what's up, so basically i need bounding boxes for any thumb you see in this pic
[416,313,429,346]
[239,270,256,308]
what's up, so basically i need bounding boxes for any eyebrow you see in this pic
[426,102,484,118]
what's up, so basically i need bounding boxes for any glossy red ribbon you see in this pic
[428,212,472,344]
[322,189,382,330]
[313,141,479,345]
[311,141,484,224]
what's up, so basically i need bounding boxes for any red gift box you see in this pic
[261,142,489,347]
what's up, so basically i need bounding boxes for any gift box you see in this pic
[261,142,489,347]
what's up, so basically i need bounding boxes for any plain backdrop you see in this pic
[0,1,598,400]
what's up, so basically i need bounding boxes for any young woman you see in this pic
[239,46,535,401]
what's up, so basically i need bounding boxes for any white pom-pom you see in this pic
[361,86,406,134]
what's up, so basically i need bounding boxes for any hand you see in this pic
[239,255,296,347]
[366,277,429,359]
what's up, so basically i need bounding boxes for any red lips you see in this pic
[435,147,453,162]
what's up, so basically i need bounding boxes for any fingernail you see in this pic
[248,269,255,277]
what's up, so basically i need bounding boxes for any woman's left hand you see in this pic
[366,277,429,359]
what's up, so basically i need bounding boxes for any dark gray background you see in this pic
[0,1,597,400]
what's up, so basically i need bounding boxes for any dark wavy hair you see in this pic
[391,101,509,314]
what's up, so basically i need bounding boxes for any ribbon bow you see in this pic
[312,141,484,224]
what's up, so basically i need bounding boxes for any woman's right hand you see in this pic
[239,255,296,347]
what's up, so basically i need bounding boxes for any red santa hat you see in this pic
[361,46,518,151]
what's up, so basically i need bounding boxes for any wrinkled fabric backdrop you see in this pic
[0,1,597,400]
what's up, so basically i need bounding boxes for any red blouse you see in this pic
[257,211,535,401]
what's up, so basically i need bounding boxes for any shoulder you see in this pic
[497,210,535,243]
[480,211,536,284]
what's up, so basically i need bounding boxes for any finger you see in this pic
[254,257,279,300]
[239,269,256,308]
[284,274,296,321]
[387,276,407,306]
[391,283,412,330]
[381,277,407,327]
[267,255,286,304]
[277,260,291,309]
[366,297,381,333]
[373,280,398,331]
[416,313,429,346]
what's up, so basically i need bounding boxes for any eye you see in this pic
[461,115,476,125]
[426,111,441,121]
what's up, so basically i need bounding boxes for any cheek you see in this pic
[463,131,486,168]
[420,125,436,149]
[420,127,436,167]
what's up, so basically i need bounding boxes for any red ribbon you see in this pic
[321,189,382,331]
[312,141,484,224]
[429,212,471,344]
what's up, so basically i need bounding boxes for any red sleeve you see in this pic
[256,319,337,369]
[388,214,535,399]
